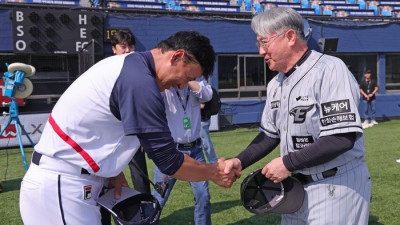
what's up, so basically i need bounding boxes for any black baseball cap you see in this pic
[97,187,160,225]
[240,169,305,214]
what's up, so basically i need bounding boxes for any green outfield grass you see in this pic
[1,119,399,225]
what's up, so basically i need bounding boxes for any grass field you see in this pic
[1,119,400,225]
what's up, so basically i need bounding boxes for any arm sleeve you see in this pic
[137,132,184,176]
[236,132,280,170]
[282,132,356,171]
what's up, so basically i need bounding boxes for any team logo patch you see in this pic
[271,101,280,109]
[84,185,92,200]
[292,136,314,149]
[320,113,356,126]
[321,99,351,116]
[289,105,314,123]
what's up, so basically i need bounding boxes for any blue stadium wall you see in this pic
[1,8,400,125]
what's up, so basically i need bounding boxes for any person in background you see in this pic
[111,29,135,55]
[224,7,371,225]
[359,69,379,126]
[20,31,239,225]
[152,77,213,225]
[200,86,221,164]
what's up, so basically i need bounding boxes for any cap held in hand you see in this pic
[97,187,161,225]
[240,169,305,214]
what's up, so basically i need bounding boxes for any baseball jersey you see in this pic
[34,52,170,177]
[162,77,212,144]
[261,50,365,175]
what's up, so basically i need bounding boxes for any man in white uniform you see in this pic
[19,31,239,225]
[224,8,371,225]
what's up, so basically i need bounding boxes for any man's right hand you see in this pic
[211,157,242,188]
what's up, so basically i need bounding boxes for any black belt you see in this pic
[32,151,90,175]
[177,138,202,150]
[292,168,338,185]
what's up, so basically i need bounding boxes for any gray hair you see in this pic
[251,7,307,43]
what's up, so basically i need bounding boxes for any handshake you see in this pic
[212,158,242,189]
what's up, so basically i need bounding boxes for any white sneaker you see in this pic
[371,120,378,125]
[396,159,400,163]
[362,120,370,125]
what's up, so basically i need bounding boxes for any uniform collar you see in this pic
[284,49,311,77]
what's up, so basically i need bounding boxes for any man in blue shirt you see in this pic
[153,77,213,225]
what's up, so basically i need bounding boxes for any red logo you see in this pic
[0,124,17,139]
[84,185,92,200]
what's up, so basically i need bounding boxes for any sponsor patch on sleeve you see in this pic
[292,136,314,149]
[321,99,351,116]
[320,113,356,126]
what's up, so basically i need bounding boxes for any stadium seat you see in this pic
[253,0,262,13]
[244,0,252,11]
[393,10,400,18]
[310,0,322,14]
[321,4,334,15]
[301,0,310,8]
[366,0,379,15]
[262,2,277,11]
[357,0,366,9]
[379,5,394,16]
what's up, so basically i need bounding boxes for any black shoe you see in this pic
[0,181,3,193]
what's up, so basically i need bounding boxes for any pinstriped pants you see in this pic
[281,160,371,225]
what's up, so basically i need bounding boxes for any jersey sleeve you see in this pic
[191,76,212,103]
[318,56,363,137]
[260,81,280,139]
[110,53,170,135]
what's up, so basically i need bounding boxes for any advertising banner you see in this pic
[0,113,49,148]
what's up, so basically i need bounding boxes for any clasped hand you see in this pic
[212,157,242,188]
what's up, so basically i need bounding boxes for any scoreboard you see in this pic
[12,8,104,54]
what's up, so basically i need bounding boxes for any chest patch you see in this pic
[271,101,280,109]
[289,105,314,123]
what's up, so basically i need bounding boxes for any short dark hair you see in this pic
[365,70,372,74]
[111,30,136,47]
[156,31,215,79]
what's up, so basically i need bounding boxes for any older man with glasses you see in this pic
[224,7,371,225]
